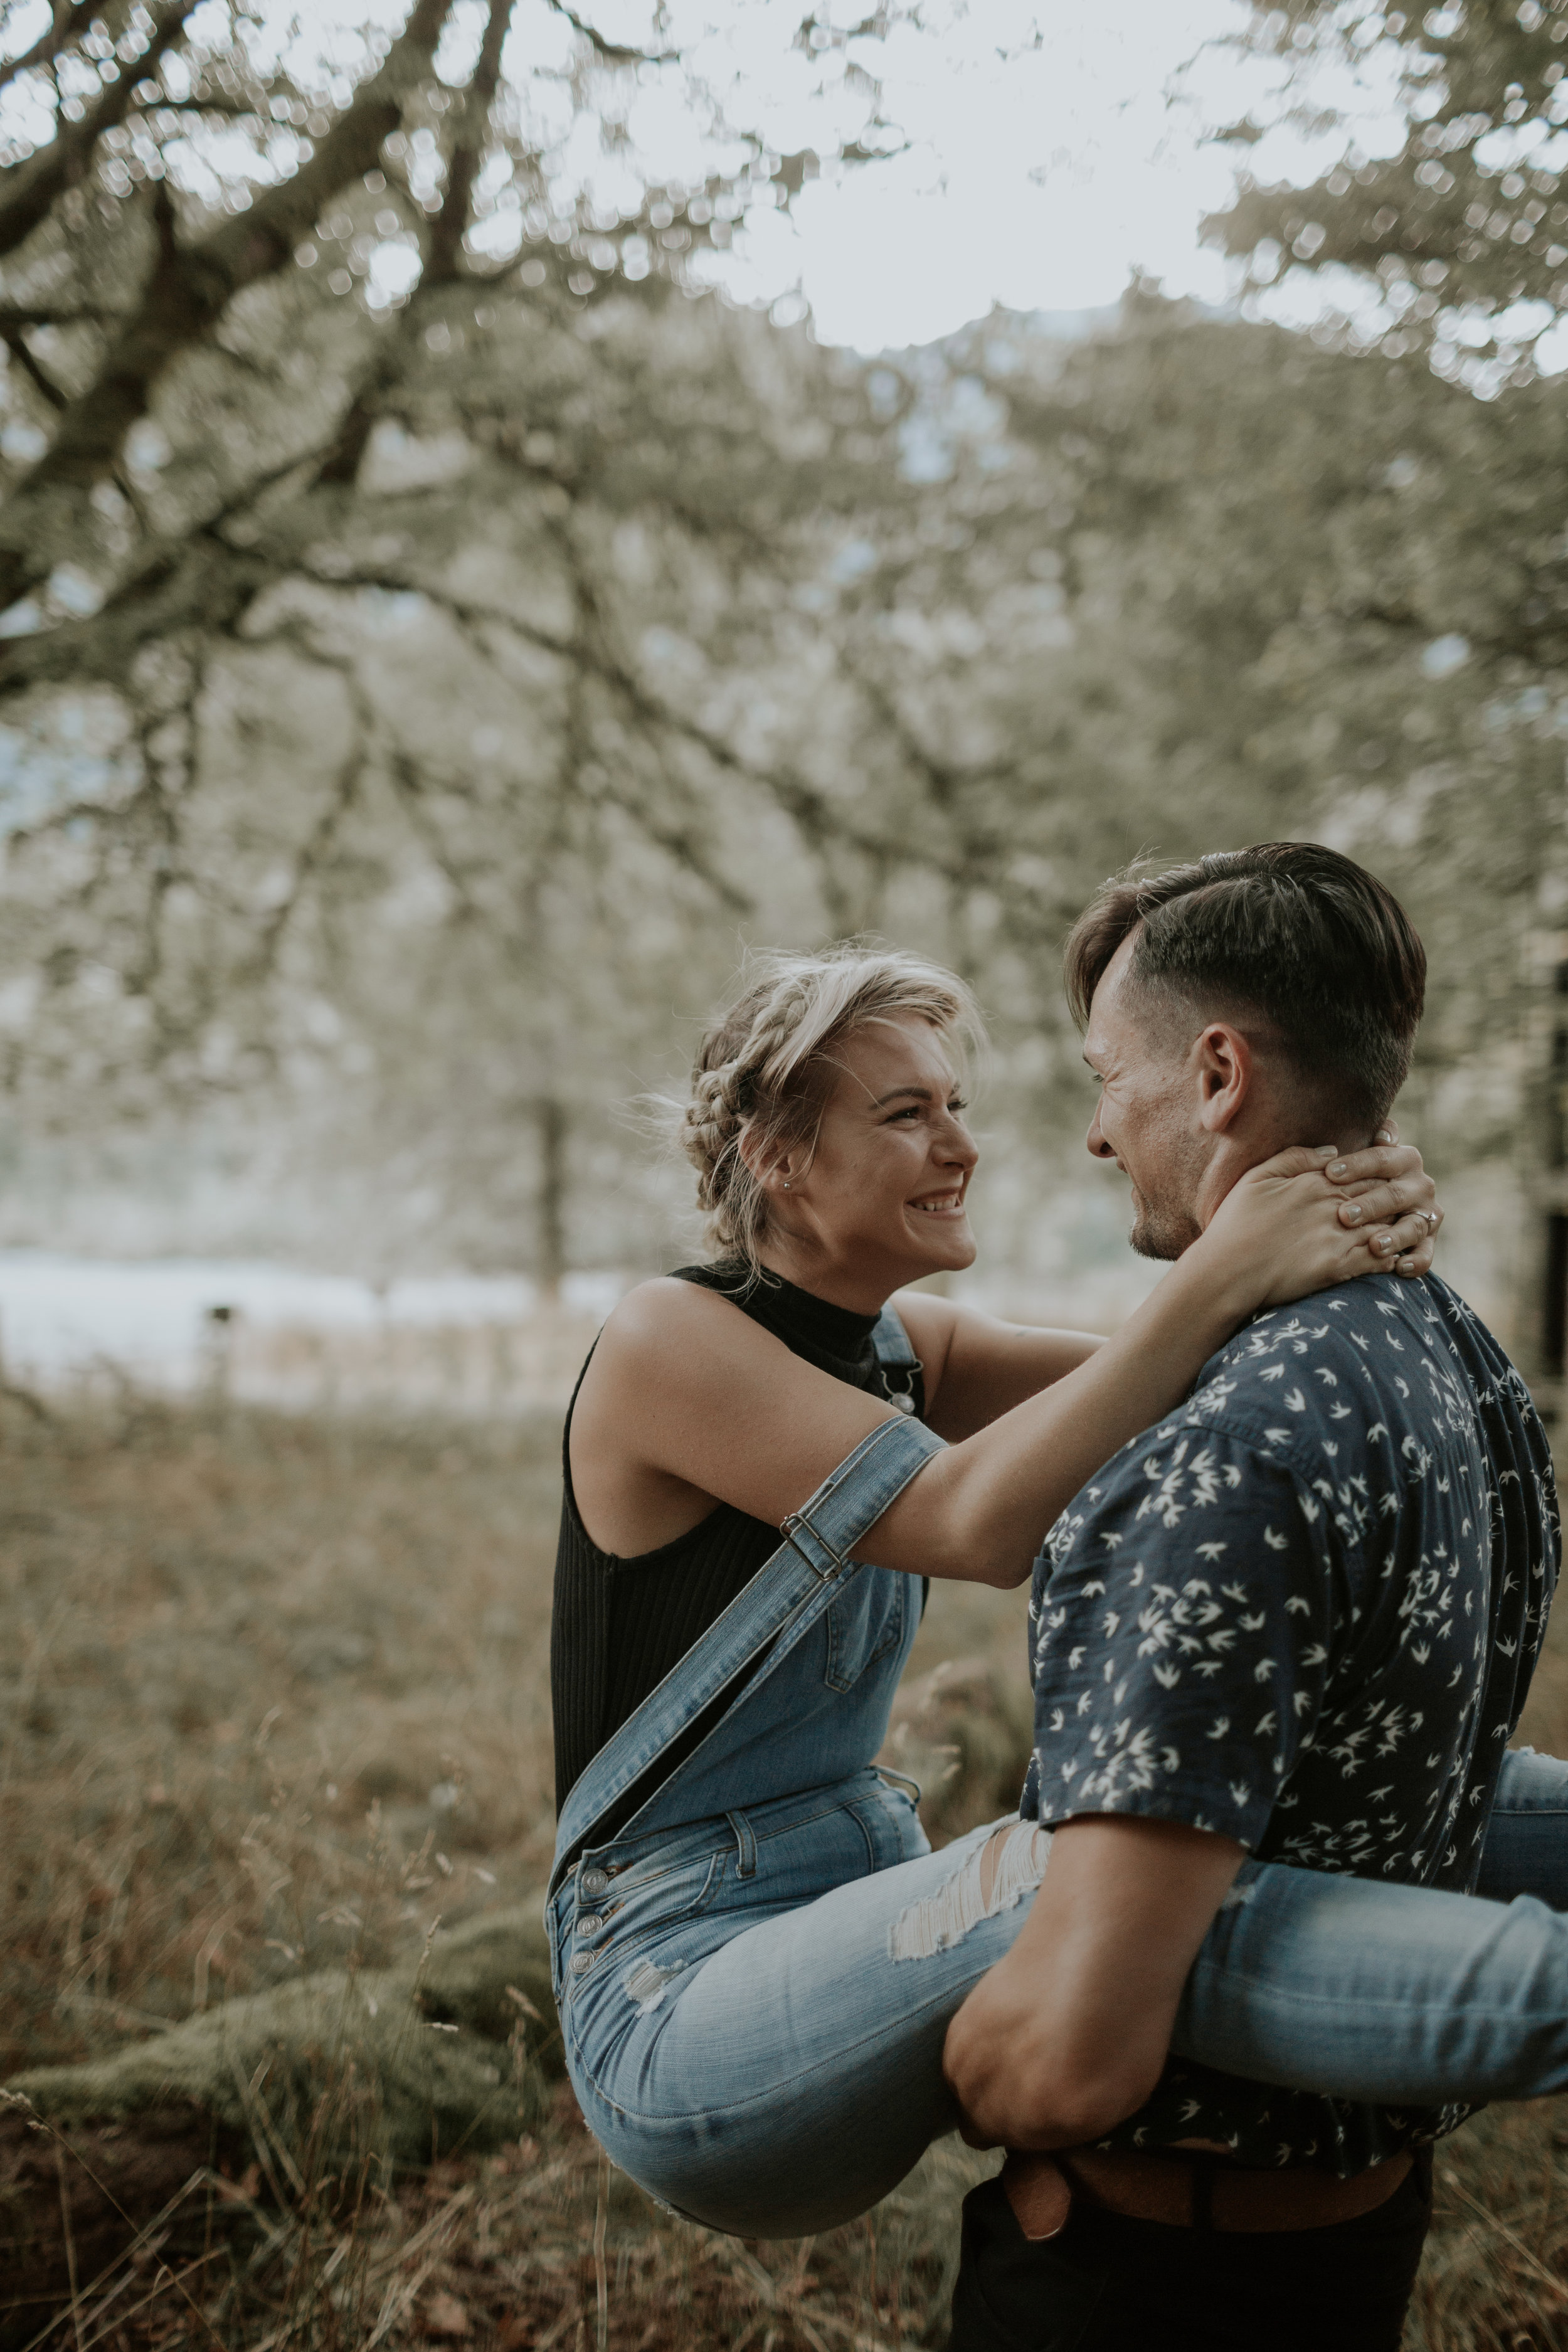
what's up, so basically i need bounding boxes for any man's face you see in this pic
[1082,933,1210,1261]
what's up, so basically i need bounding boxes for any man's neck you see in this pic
[1193,1120,1375,1231]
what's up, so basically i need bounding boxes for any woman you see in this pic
[549,944,1568,2238]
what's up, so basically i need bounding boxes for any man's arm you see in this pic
[941,1815,1246,2149]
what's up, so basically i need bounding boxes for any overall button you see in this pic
[570,1950,594,1976]
[580,1867,610,1897]
[577,1914,603,1936]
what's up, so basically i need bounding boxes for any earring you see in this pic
[781,1180,791,1190]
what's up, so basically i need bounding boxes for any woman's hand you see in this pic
[1322,1123,1442,1275]
[1199,1137,1443,1313]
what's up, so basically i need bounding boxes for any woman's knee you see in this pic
[891,1818,1050,1961]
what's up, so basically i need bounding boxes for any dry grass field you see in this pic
[1,1392,1566,2349]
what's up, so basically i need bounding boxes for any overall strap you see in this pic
[871,1303,923,1415]
[549,1409,943,1894]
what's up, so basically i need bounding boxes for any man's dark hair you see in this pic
[1064,842,1426,1128]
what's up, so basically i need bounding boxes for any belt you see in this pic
[1002,2145,1417,2240]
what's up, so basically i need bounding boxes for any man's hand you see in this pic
[942,1814,1246,2150]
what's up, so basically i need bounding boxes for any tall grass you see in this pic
[0,1393,1565,2348]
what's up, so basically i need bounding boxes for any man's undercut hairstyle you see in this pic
[1064,842,1426,1129]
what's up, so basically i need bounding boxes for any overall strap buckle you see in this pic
[870,1303,923,1417]
[779,1508,852,1581]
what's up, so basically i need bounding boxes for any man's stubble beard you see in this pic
[1128,1194,1203,1262]
[1123,1116,1209,1263]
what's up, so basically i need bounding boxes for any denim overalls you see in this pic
[548,1313,1568,2239]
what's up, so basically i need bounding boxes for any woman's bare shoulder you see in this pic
[885,1288,962,1394]
[590,1275,784,1378]
[887,1288,961,1348]
[573,1274,869,1528]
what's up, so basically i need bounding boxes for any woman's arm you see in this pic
[897,1138,1443,1442]
[891,1302,1104,1444]
[571,1145,1441,1589]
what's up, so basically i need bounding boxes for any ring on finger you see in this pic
[1422,1210,1438,1231]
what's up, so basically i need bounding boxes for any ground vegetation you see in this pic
[0,1397,1564,2347]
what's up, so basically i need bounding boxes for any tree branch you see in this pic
[426,0,512,286]
[318,0,513,487]
[0,534,270,694]
[0,0,458,608]
[133,93,271,120]
[1,326,67,409]
[0,423,361,696]
[0,305,116,328]
[0,0,198,262]
[542,0,676,66]
[249,727,366,983]
[0,3,98,107]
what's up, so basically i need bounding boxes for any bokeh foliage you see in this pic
[1209,0,1568,378]
[0,0,1557,1291]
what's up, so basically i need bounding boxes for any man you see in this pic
[942,842,1559,2351]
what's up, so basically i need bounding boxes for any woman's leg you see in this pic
[1176,1748,1568,2099]
[1474,1749,1568,1910]
[1173,1856,1568,2102]
[565,1817,1012,2237]
[564,1806,1568,2239]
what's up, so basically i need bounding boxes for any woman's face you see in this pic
[753,1012,980,1301]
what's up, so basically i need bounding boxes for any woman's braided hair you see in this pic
[682,943,983,1273]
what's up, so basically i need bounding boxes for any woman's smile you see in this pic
[909,1188,968,1219]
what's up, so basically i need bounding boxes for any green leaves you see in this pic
[1211,1,1568,374]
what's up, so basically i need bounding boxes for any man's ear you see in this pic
[1194,1022,1255,1135]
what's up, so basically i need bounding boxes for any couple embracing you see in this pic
[548,842,1562,2352]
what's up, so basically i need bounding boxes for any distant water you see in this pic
[0,1253,624,1392]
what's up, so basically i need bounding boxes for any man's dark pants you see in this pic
[945,2161,1431,2352]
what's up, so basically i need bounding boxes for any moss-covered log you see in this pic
[0,1901,560,2335]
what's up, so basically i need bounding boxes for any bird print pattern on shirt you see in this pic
[1020,1274,1559,2176]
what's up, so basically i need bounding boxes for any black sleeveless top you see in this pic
[549,1259,927,1813]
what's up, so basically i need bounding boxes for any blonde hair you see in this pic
[681,941,985,1272]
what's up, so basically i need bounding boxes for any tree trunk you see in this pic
[1516,932,1568,1423]
[536,1095,568,1300]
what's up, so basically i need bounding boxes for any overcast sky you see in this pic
[3,0,1411,352]
[725,2,1281,347]
[675,1,1407,349]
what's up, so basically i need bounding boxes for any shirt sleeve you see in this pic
[1022,1424,1337,1848]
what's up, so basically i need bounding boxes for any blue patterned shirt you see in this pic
[1022,1274,1559,2174]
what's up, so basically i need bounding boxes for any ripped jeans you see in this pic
[548,1750,1568,2238]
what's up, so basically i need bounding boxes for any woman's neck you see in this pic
[750,1243,892,1318]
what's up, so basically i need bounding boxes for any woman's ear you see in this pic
[737,1125,792,1193]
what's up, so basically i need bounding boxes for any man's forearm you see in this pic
[942,1816,1246,2148]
